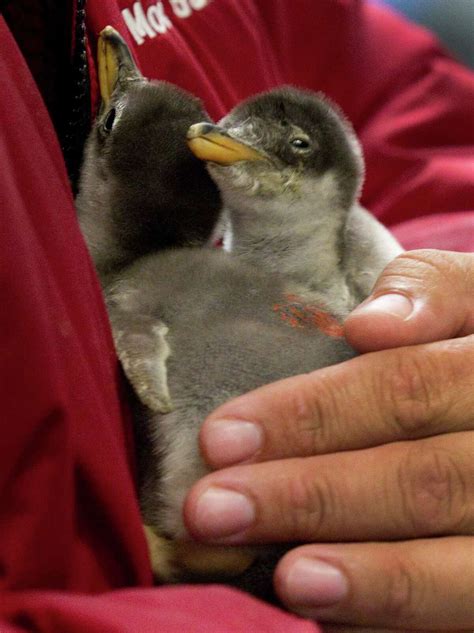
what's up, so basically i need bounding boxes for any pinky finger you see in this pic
[274,537,474,630]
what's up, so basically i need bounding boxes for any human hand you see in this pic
[184,250,474,631]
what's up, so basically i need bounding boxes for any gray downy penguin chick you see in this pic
[188,87,403,316]
[101,95,376,597]
[76,27,221,284]
[75,28,301,591]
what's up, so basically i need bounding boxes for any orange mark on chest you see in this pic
[273,294,344,338]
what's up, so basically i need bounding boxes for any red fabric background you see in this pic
[1,0,473,630]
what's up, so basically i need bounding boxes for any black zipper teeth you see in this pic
[63,0,91,194]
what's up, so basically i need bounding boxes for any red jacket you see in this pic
[1,1,473,631]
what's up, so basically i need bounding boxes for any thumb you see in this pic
[344,249,474,352]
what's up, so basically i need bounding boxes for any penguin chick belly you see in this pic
[112,248,356,582]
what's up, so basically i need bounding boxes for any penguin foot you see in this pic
[143,525,257,582]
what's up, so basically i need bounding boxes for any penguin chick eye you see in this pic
[103,108,116,133]
[290,137,311,151]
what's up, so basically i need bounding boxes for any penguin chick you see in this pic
[76,27,221,282]
[188,87,403,315]
[75,28,273,586]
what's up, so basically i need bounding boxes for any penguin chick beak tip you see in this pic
[99,25,120,39]
[187,123,265,166]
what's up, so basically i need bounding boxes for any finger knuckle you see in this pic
[382,553,427,623]
[390,249,460,281]
[281,469,334,539]
[399,443,470,535]
[379,250,443,288]
[289,373,341,456]
[377,250,470,301]
[384,351,448,437]
[407,248,474,283]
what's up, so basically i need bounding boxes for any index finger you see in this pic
[199,335,474,468]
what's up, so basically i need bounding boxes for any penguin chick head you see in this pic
[99,81,221,248]
[187,86,364,212]
[77,27,221,275]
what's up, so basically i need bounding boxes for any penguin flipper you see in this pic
[109,310,173,414]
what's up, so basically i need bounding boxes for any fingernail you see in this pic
[354,293,414,320]
[204,420,263,465]
[284,557,348,608]
[193,486,255,539]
